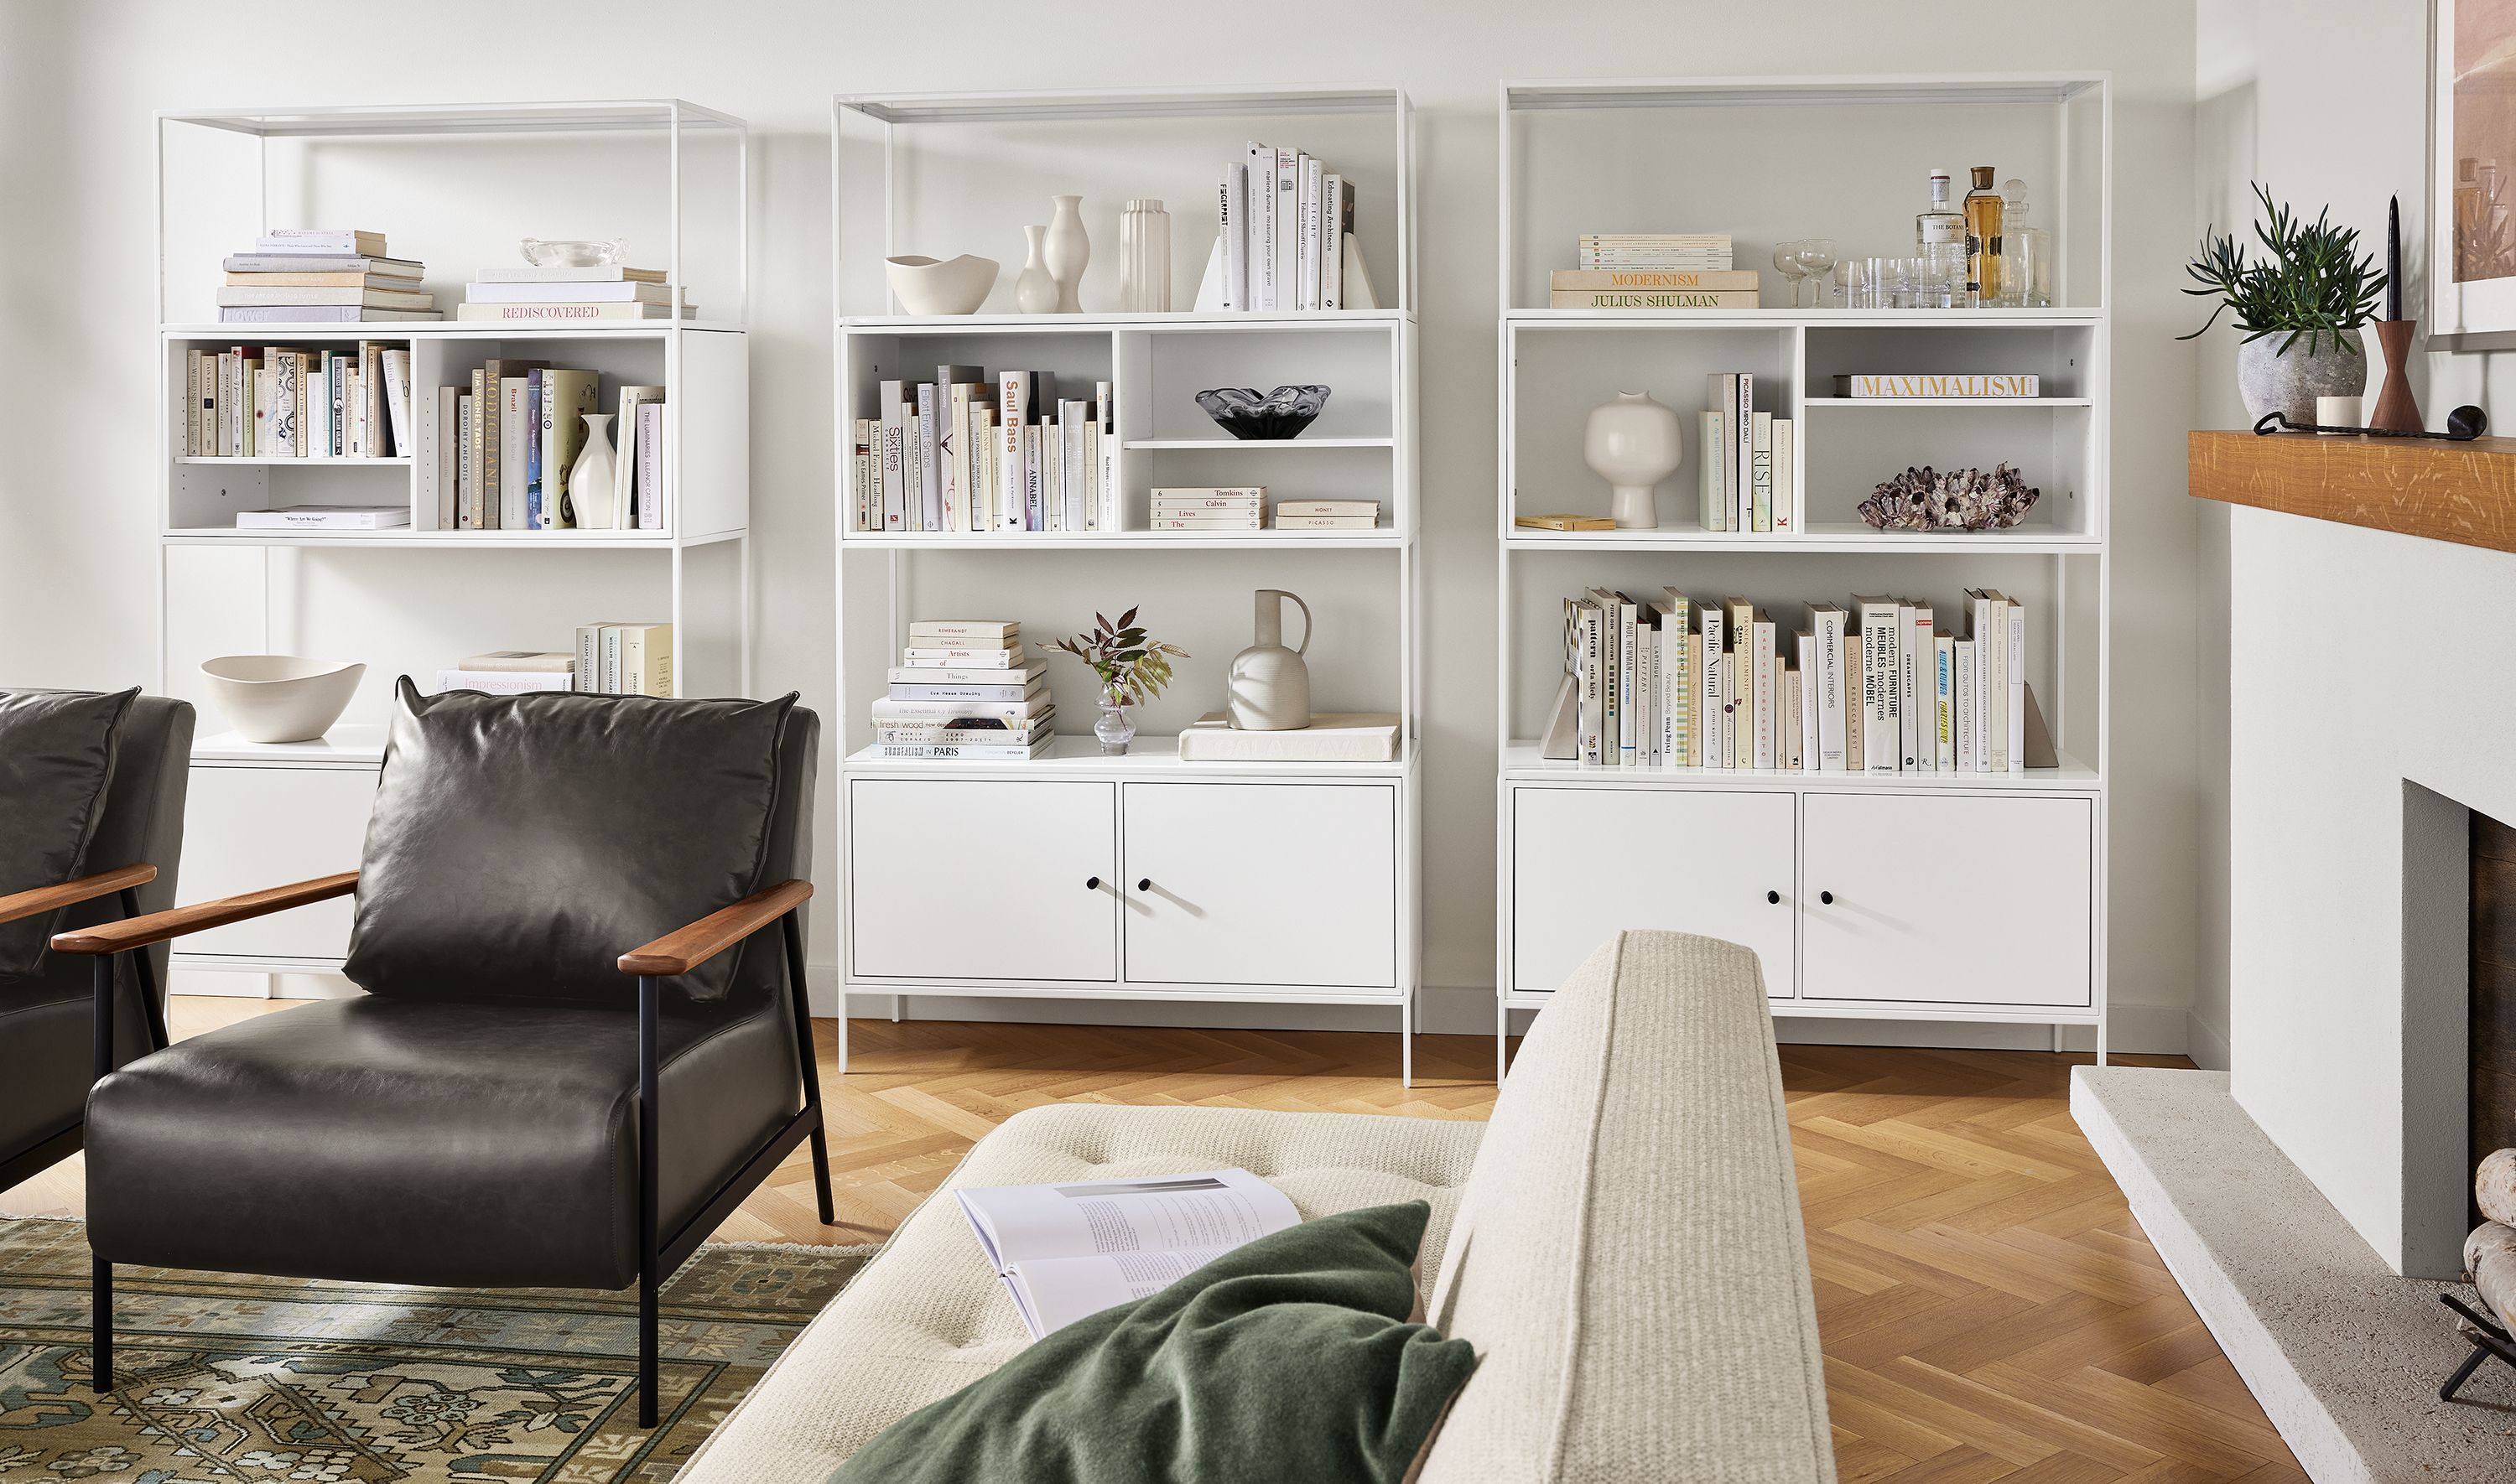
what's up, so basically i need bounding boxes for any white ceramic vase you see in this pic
[199,656,365,743]
[569,413,618,530]
[1583,391,1683,530]
[884,253,998,315]
[1014,226,1058,314]
[1226,589,1313,732]
[1043,195,1089,314]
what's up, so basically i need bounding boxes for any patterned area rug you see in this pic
[0,1217,876,1482]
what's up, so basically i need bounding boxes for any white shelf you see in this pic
[1125,437,1392,450]
[1503,523,2099,554]
[1502,309,2105,329]
[191,725,388,765]
[176,455,411,467]
[840,530,1402,550]
[840,84,1406,127]
[1501,741,2098,789]
[1799,397,2094,408]
[841,310,1409,333]
[162,99,743,137]
[1503,74,2107,112]
[164,321,746,339]
[162,527,736,550]
[846,734,1417,779]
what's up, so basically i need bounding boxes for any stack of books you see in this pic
[873,622,1053,760]
[1551,588,2032,774]
[435,651,575,694]
[1274,499,1379,532]
[184,341,413,459]
[1213,143,1373,312]
[849,368,1114,534]
[1151,486,1262,532]
[456,265,691,323]
[572,623,673,695]
[1577,233,1733,271]
[1699,373,1794,533]
[430,366,666,531]
[1549,266,1759,309]
[219,229,440,323]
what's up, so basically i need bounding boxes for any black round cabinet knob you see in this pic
[1766,890,1781,905]
[1819,890,1835,905]
[1138,879,1153,893]
[1084,876,1100,891]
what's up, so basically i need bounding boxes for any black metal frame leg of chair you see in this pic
[90,953,115,1394]
[637,973,661,1429]
[781,911,836,1226]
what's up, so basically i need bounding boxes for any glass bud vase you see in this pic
[1120,198,1171,312]
[1094,698,1136,755]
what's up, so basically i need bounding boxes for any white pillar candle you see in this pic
[2316,395,2363,433]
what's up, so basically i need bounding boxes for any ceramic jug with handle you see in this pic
[1227,589,1312,731]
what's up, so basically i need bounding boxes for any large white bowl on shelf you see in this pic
[199,655,366,743]
[884,254,998,315]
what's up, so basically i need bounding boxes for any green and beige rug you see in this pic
[0,1217,876,1482]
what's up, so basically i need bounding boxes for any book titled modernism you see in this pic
[958,1168,1298,1339]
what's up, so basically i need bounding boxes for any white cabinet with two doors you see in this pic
[847,765,1415,1076]
[1504,781,2098,1073]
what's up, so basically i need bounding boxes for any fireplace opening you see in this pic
[2473,812,2516,1229]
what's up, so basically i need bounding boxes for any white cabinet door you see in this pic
[849,780,1118,982]
[1510,786,1797,998]
[1121,783,1396,989]
[1801,792,2093,1007]
[180,764,377,962]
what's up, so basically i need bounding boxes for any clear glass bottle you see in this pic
[2000,178,2051,308]
[1962,166,2003,307]
[1916,169,1966,311]
[1119,199,1172,313]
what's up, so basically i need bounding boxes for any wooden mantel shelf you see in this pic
[2190,429,2516,555]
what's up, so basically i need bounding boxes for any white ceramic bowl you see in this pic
[199,656,366,743]
[885,254,999,316]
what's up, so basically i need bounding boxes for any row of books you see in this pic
[1552,589,2034,773]
[1214,143,1359,312]
[183,341,413,459]
[1550,267,1760,310]
[871,621,1053,760]
[434,361,664,531]
[1702,373,1793,532]
[848,368,1115,533]
[1149,488,1381,532]
[1578,233,1731,271]
[217,230,442,323]
[432,624,674,698]
[457,264,697,323]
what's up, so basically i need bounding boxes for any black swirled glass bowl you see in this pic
[1193,384,1333,440]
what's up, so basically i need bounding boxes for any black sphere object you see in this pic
[2449,404,2489,439]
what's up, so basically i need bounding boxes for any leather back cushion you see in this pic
[0,688,138,974]
[344,679,798,1004]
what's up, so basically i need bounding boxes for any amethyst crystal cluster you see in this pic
[1857,463,2040,531]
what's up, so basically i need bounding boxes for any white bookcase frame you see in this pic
[1494,74,2113,1077]
[830,86,1426,1081]
[152,100,753,987]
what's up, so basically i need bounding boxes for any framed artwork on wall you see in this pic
[2433,0,2516,339]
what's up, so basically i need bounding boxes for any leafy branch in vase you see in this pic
[1043,607,1188,708]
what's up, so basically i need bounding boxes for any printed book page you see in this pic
[957,1168,1299,1338]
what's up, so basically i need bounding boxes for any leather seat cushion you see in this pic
[0,995,88,1160]
[84,993,797,1289]
[0,688,138,973]
[676,1103,1486,1484]
[344,682,798,1004]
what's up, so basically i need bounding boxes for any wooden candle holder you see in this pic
[2370,319,2423,433]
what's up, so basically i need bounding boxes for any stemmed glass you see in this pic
[1791,239,1837,308]
[1771,241,1808,309]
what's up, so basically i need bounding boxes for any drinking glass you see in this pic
[1866,257,1894,309]
[1771,241,1807,309]
[1791,239,1837,308]
[1836,258,1869,309]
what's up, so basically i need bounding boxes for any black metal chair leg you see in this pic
[117,886,169,1051]
[637,973,661,1429]
[2443,1341,2493,1402]
[781,911,837,1227]
[91,1257,112,1394]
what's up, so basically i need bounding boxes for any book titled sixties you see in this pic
[234,504,409,529]
[1835,374,2042,398]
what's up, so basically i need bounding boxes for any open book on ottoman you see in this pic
[959,1168,1298,1338]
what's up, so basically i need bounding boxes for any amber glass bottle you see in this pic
[1963,165,2004,307]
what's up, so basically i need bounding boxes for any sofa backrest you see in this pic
[1418,930,1836,1484]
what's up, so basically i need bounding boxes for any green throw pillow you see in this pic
[833,1200,1477,1484]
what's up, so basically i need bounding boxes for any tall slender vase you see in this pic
[569,414,618,530]
[1120,199,1171,312]
[1043,195,1089,314]
[2369,319,2424,433]
[1014,225,1058,314]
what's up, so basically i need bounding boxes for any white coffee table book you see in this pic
[1177,712,1400,763]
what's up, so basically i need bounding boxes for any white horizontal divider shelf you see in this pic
[833,86,1424,1082]
[156,99,753,990]
[1495,74,2112,1080]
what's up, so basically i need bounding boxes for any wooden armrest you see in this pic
[618,879,813,977]
[0,863,157,927]
[49,870,359,956]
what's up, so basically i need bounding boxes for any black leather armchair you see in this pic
[55,684,834,1428]
[0,693,192,1191]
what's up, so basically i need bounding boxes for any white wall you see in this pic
[0,0,2202,1043]
[2193,0,2507,1274]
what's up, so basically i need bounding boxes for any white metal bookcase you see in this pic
[153,100,752,987]
[831,86,1425,1081]
[1494,75,2113,1078]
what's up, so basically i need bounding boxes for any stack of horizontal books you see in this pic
[434,651,575,694]
[1150,486,1263,532]
[872,622,1052,759]
[1273,499,1379,531]
[219,230,439,322]
[1555,234,1749,309]
[457,265,692,323]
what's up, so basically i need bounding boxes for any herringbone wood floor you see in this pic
[3,1000,2302,1481]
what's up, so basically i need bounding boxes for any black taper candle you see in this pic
[2388,195,2403,321]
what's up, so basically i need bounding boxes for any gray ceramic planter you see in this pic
[2236,334,2368,427]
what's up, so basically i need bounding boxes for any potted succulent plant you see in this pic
[2181,184,2388,427]
[1043,607,1188,755]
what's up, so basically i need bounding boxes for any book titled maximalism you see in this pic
[1834,374,2042,398]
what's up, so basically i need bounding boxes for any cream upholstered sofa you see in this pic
[679,930,1836,1483]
